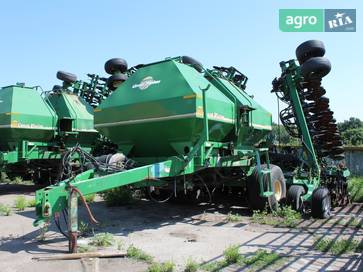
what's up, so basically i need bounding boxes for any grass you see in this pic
[201,245,283,271]
[348,176,363,202]
[89,232,115,247]
[252,206,301,228]
[225,212,243,222]
[82,194,96,203]
[27,199,36,207]
[184,258,199,272]
[147,261,175,272]
[127,245,154,263]
[14,196,27,211]
[314,237,363,255]
[337,217,362,229]
[0,203,12,216]
[78,244,96,253]
[101,187,135,206]
[79,221,92,236]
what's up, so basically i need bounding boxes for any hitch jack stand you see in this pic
[68,188,78,253]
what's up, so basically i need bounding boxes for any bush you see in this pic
[223,244,241,264]
[348,177,363,202]
[184,258,199,272]
[148,261,175,272]
[27,199,36,207]
[89,232,114,247]
[127,245,154,263]
[101,187,134,206]
[14,196,27,211]
[0,204,12,216]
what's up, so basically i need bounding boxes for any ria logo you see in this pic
[325,9,356,32]
[132,76,161,90]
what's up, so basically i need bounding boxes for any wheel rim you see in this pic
[274,181,282,201]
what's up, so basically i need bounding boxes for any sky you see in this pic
[0,0,361,122]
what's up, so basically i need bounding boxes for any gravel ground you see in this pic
[0,184,362,272]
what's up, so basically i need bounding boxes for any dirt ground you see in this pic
[0,184,362,272]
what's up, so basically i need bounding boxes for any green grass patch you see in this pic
[314,237,363,255]
[348,176,363,202]
[252,206,301,228]
[148,261,175,272]
[14,196,27,211]
[225,212,243,222]
[337,217,362,229]
[127,245,154,263]
[27,199,36,207]
[184,258,199,272]
[101,187,134,206]
[78,244,96,253]
[201,246,283,272]
[0,203,12,216]
[89,232,114,247]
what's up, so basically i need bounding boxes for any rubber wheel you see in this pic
[105,58,128,74]
[106,74,128,90]
[296,40,325,64]
[247,164,286,211]
[286,185,305,211]
[311,187,331,219]
[56,71,77,83]
[300,57,331,79]
[181,56,203,72]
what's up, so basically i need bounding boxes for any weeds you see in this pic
[337,217,362,229]
[101,187,134,206]
[314,237,363,255]
[27,199,36,207]
[78,244,96,253]
[14,196,27,211]
[79,221,92,236]
[201,245,283,271]
[225,212,243,222]
[83,194,96,203]
[0,204,12,216]
[252,206,301,227]
[89,232,114,247]
[148,261,175,272]
[184,258,199,272]
[127,245,154,263]
[348,176,363,202]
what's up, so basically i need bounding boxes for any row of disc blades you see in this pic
[299,78,344,160]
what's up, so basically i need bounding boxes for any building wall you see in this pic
[345,147,363,176]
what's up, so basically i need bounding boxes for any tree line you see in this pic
[270,117,363,146]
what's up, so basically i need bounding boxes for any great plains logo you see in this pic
[132,76,161,90]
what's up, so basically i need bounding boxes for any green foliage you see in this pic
[127,245,154,263]
[78,244,96,253]
[79,221,91,236]
[101,187,134,206]
[243,249,282,268]
[338,217,362,229]
[337,117,363,146]
[27,199,36,207]
[184,258,199,272]
[89,232,114,247]
[14,196,27,211]
[148,261,175,272]
[314,237,363,255]
[223,244,240,264]
[269,124,299,146]
[13,176,23,184]
[225,212,243,222]
[348,177,363,202]
[0,172,9,183]
[252,206,301,228]
[84,194,96,203]
[0,203,12,216]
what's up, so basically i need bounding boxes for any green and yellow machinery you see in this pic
[0,72,102,183]
[32,41,349,252]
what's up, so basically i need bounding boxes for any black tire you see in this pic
[105,58,128,74]
[247,164,286,211]
[181,56,203,72]
[300,57,331,79]
[311,187,331,219]
[296,40,325,64]
[286,185,305,211]
[52,85,63,92]
[106,74,128,90]
[56,71,77,83]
